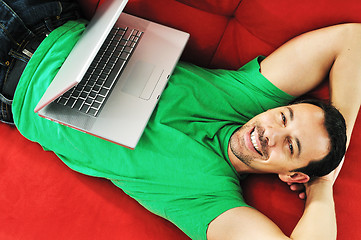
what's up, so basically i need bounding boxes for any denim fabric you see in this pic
[0,0,81,124]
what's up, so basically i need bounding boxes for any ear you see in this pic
[278,172,310,184]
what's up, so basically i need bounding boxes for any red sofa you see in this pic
[1,0,361,239]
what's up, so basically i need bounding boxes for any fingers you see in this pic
[290,183,304,191]
[288,182,306,200]
[298,192,306,200]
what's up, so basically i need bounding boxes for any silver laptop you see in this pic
[34,0,189,149]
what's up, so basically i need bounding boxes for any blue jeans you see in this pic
[0,0,81,124]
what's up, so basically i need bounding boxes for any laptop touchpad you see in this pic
[121,61,163,100]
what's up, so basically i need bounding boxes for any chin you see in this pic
[230,128,252,165]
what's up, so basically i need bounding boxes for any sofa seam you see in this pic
[209,1,244,67]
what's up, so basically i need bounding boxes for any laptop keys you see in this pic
[55,26,143,117]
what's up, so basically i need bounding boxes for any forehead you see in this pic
[288,103,330,161]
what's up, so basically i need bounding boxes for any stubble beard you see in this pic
[229,125,255,168]
[229,121,267,170]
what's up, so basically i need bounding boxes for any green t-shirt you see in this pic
[13,21,295,240]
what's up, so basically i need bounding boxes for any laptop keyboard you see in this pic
[55,26,143,117]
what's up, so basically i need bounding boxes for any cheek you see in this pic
[268,149,288,166]
[257,114,278,129]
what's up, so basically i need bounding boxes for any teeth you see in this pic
[251,130,260,152]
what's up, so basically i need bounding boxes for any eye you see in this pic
[281,112,286,126]
[288,139,294,155]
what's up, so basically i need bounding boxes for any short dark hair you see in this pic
[291,99,347,178]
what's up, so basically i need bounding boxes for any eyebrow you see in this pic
[287,107,294,121]
[287,107,301,157]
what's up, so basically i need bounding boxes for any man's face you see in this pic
[228,103,330,176]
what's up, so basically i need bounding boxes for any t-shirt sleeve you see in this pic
[234,56,296,111]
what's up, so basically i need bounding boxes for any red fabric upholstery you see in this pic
[1,0,361,239]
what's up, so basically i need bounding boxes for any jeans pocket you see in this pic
[0,92,14,124]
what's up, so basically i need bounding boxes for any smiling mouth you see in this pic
[250,128,262,156]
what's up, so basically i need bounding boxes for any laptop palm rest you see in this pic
[42,102,97,131]
[121,61,163,100]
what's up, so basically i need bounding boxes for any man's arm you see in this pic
[207,178,336,240]
[260,23,361,148]
[262,23,361,192]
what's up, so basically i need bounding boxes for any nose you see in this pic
[264,125,286,147]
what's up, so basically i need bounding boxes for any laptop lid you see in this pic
[34,0,128,113]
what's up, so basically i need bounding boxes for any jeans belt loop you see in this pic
[22,48,33,58]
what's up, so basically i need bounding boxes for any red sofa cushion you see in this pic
[1,0,361,239]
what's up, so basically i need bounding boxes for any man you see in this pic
[208,24,361,239]
[2,1,360,240]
